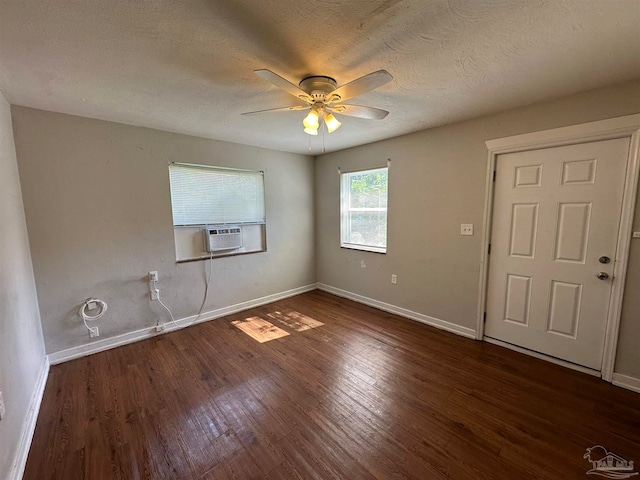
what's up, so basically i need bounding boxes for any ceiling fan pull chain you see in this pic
[322,122,326,153]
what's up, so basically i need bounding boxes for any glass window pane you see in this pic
[349,170,388,209]
[341,167,388,251]
[347,211,387,247]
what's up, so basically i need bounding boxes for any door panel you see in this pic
[504,274,531,325]
[509,203,538,258]
[554,202,591,263]
[547,280,581,338]
[485,138,630,370]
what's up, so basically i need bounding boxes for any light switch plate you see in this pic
[461,224,474,236]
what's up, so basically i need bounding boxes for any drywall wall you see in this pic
[315,79,640,379]
[616,198,640,378]
[0,93,46,478]
[12,107,315,354]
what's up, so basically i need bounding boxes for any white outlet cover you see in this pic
[633,232,640,238]
[461,224,474,236]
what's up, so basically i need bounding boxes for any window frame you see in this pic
[340,166,388,254]
[168,162,267,262]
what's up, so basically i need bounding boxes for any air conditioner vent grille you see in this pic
[204,225,243,252]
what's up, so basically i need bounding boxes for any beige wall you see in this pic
[12,107,316,354]
[315,79,640,379]
[0,94,46,478]
[617,198,640,377]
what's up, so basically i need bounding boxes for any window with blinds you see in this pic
[169,163,265,226]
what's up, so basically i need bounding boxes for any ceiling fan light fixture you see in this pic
[303,108,320,130]
[304,126,318,136]
[324,113,341,133]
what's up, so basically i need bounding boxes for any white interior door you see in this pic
[485,137,630,371]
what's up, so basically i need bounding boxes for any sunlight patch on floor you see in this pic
[266,310,325,332]
[231,317,290,343]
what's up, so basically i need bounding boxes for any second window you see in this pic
[340,167,388,253]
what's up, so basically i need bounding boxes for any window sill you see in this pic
[176,248,265,263]
[340,244,387,254]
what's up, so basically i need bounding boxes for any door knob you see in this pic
[596,272,609,280]
[599,256,611,264]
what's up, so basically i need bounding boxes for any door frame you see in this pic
[476,113,640,382]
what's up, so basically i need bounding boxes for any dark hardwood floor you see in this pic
[24,290,640,479]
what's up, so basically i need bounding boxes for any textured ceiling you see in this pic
[1,0,639,155]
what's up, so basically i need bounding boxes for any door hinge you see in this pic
[488,243,491,255]
[493,170,496,182]
[483,312,487,323]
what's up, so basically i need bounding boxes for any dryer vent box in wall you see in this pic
[203,225,243,252]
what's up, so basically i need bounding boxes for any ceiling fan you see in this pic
[242,69,393,135]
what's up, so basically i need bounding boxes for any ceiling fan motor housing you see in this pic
[299,76,340,103]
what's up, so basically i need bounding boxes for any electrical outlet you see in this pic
[155,324,165,333]
[89,327,99,338]
[633,232,640,238]
[149,271,158,282]
[391,274,398,284]
[461,224,474,236]
[150,289,160,301]
[0,391,5,421]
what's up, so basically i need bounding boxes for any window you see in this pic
[169,163,265,226]
[340,167,388,253]
[169,163,266,261]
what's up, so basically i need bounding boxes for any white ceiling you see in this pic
[1,0,639,155]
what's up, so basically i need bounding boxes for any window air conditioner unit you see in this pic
[203,225,243,252]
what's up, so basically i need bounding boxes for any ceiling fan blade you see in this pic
[329,104,389,120]
[328,70,393,103]
[254,69,313,103]
[241,105,310,116]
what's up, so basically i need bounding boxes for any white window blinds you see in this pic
[169,163,265,226]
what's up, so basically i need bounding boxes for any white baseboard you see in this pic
[9,355,50,480]
[317,283,476,339]
[48,283,318,365]
[612,373,640,394]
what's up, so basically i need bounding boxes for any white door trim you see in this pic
[477,113,640,382]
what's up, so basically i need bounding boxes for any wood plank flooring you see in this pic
[24,290,640,479]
